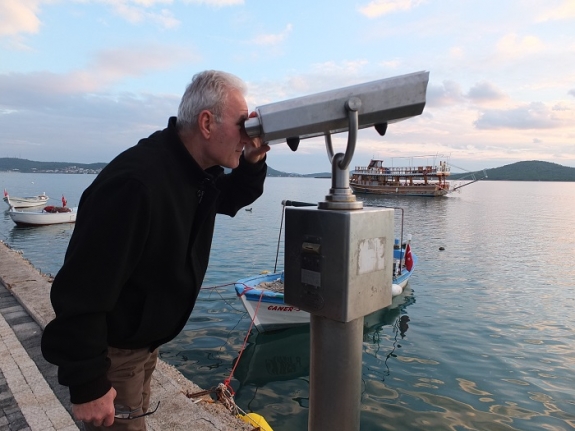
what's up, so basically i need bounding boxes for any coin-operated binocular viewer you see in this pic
[246,71,429,431]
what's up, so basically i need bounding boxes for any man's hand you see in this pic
[243,111,270,164]
[72,387,117,427]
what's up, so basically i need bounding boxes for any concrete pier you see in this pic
[0,240,252,431]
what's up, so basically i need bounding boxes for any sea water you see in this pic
[1,172,574,430]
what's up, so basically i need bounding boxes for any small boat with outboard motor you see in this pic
[234,201,416,332]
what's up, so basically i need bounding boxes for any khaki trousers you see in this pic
[83,346,158,431]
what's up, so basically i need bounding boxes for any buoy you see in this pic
[238,413,274,431]
[391,283,402,296]
[439,246,445,251]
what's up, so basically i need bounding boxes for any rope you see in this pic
[192,279,267,416]
[199,281,235,290]
[198,201,286,418]
[222,289,265,395]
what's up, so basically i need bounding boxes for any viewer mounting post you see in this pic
[284,99,396,431]
[246,71,429,430]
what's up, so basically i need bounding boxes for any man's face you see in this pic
[206,89,251,169]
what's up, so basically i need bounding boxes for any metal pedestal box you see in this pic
[284,206,394,322]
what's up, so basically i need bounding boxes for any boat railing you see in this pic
[353,164,450,176]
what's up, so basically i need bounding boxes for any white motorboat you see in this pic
[3,189,49,208]
[7,195,77,226]
[8,207,77,226]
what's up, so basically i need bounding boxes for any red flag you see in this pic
[62,195,67,207]
[405,243,413,272]
[3,189,7,197]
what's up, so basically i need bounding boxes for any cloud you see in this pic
[426,80,465,107]
[569,89,575,98]
[0,41,198,163]
[495,33,545,59]
[467,81,507,103]
[0,89,180,163]
[0,44,199,105]
[181,0,244,5]
[0,0,42,36]
[251,24,293,46]
[474,102,569,130]
[1,0,231,37]
[537,1,575,21]
[379,59,402,69]
[107,1,180,28]
[358,0,424,18]
[245,60,373,106]
[552,102,571,111]
[89,44,198,82]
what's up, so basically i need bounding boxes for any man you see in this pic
[41,70,269,430]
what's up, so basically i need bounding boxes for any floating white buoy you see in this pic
[392,284,402,297]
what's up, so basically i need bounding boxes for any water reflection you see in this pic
[363,288,415,384]
[228,285,417,429]
[9,223,75,241]
[6,223,75,276]
[233,325,311,391]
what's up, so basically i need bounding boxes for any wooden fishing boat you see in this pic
[8,207,77,227]
[235,241,416,332]
[349,157,483,197]
[7,196,77,226]
[3,189,49,208]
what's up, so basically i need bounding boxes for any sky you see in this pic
[1,0,574,175]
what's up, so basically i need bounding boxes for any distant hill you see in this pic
[452,161,575,181]
[303,172,331,178]
[0,157,106,173]
[1,158,573,181]
[0,157,296,176]
[266,166,303,177]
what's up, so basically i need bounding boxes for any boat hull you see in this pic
[8,208,77,226]
[235,273,311,332]
[350,184,449,197]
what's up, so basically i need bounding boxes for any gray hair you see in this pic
[177,70,247,131]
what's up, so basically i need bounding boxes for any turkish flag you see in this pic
[405,243,413,272]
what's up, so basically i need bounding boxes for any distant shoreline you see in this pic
[1,158,575,181]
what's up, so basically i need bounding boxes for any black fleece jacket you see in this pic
[41,117,266,404]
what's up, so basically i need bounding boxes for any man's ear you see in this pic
[198,110,212,139]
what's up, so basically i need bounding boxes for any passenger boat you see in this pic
[3,189,49,208]
[7,196,77,226]
[349,157,484,197]
[235,240,416,332]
